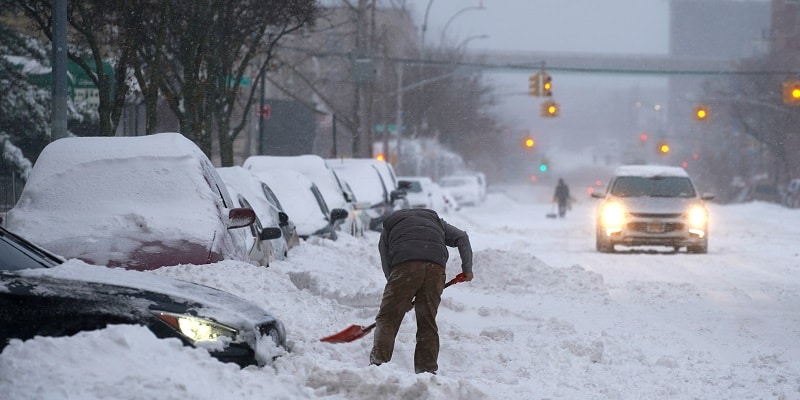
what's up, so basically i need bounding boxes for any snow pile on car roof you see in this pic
[614,165,689,178]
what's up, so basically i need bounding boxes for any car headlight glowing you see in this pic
[153,311,237,342]
[687,206,708,227]
[600,203,626,228]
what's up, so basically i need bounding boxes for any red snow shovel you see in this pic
[319,272,468,344]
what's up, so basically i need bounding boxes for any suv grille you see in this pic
[628,222,684,233]
[628,212,683,218]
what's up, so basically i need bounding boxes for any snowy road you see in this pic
[2,185,799,399]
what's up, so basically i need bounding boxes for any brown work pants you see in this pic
[370,260,445,374]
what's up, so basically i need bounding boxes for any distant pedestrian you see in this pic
[553,178,571,218]
[370,208,473,374]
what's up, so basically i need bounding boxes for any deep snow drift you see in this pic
[2,185,799,399]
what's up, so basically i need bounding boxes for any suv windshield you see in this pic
[402,181,423,193]
[610,176,696,198]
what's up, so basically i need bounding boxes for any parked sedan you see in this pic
[0,226,286,368]
[217,166,295,260]
[398,176,459,214]
[326,158,407,231]
[5,133,256,271]
[220,182,283,266]
[439,175,482,207]
[252,169,348,240]
[244,155,367,237]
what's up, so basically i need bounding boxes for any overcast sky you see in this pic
[412,0,670,54]
[404,0,673,143]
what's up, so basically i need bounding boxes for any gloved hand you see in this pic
[462,271,474,282]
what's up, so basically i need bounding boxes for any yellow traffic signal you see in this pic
[528,73,540,96]
[694,105,710,121]
[783,80,800,105]
[659,143,670,154]
[542,73,552,96]
[540,100,559,117]
[524,137,535,148]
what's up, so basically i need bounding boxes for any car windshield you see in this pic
[610,176,696,198]
[0,228,62,271]
[402,181,423,193]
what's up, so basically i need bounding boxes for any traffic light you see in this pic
[639,133,648,142]
[542,73,552,96]
[528,73,540,96]
[539,163,548,172]
[694,105,710,121]
[658,142,670,154]
[523,137,535,149]
[540,100,559,117]
[783,80,800,105]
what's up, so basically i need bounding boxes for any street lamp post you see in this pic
[439,3,486,44]
[421,0,435,54]
[456,34,489,51]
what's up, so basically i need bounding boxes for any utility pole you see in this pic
[351,0,370,158]
[51,0,68,140]
[258,64,266,155]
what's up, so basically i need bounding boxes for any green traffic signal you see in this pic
[539,164,548,172]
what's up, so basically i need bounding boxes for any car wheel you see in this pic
[596,229,614,253]
[687,236,708,254]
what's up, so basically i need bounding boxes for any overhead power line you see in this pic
[278,45,800,76]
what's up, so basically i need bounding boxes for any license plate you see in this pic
[646,223,665,233]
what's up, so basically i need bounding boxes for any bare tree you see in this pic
[10,0,137,137]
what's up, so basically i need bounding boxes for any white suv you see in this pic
[591,165,715,254]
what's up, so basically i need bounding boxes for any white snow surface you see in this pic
[2,185,800,399]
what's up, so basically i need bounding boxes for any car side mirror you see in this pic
[259,227,283,240]
[701,193,715,201]
[590,192,605,199]
[227,208,256,229]
[390,189,406,201]
[278,211,289,226]
[330,208,349,222]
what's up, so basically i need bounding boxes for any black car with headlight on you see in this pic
[591,165,714,254]
[0,226,286,368]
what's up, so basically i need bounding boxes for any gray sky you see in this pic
[409,0,672,146]
[413,0,670,54]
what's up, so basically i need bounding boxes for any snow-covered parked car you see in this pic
[0,225,287,368]
[326,158,408,231]
[251,168,348,240]
[439,174,483,207]
[6,133,258,270]
[397,176,436,209]
[217,166,297,260]
[244,155,366,237]
[217,169,286,267]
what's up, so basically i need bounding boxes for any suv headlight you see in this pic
[153,311,238,342]
[687,206,708,227]
[600,203,626,228]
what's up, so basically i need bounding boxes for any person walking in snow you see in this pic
[553,178,571,218]
[370,208,473,374]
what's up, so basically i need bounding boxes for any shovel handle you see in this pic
[447,272,467,287]
[320,273,468,343]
